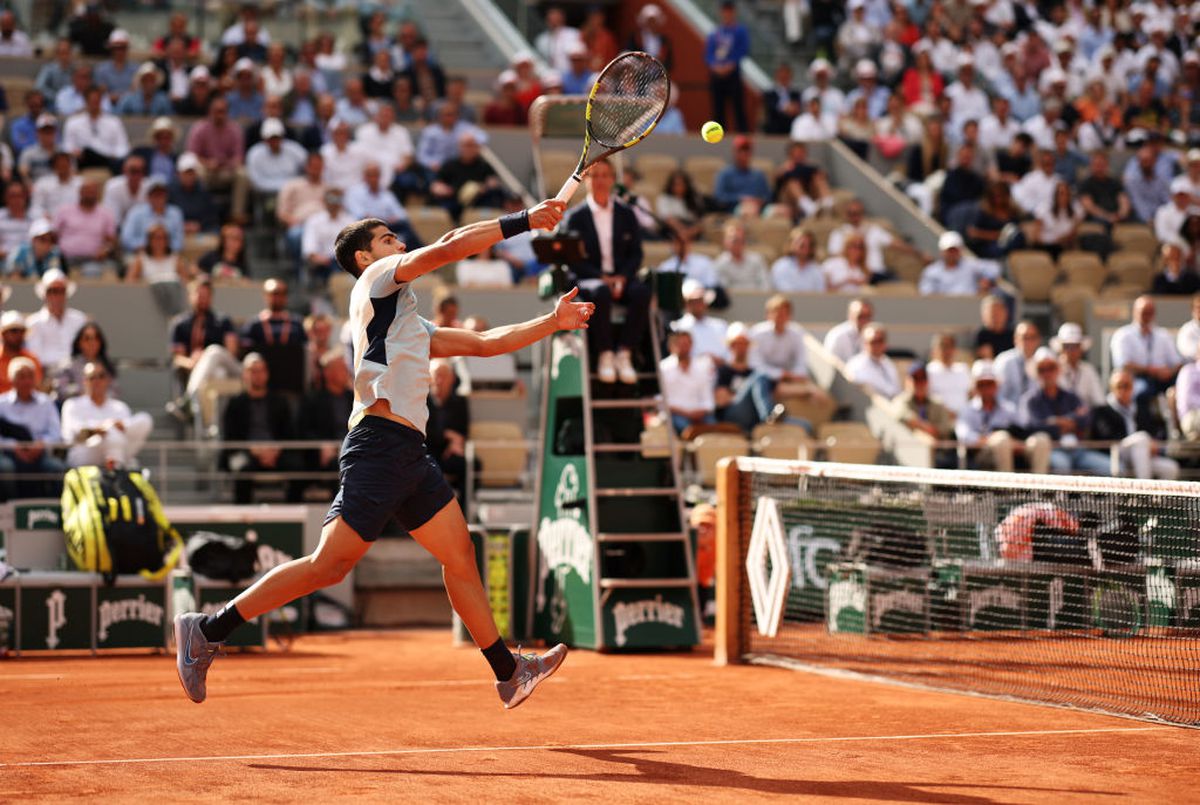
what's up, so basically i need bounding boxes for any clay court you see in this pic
[1,629,1197,803]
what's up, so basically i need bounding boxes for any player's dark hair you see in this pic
[334,218,388,277]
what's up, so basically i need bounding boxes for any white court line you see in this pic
[0,727,1171,769]
[0,674,65,681]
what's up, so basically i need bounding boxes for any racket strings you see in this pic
[589,55,669,148]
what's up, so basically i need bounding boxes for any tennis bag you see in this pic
[61,466,184,585]
[185,532,259,583]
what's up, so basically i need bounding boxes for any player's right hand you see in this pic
[528,199,567,231]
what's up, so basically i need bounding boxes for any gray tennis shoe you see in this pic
[496,643,568,709]
[174,612,222,703]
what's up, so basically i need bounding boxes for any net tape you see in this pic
[589,54,668,148]
[732,459,1200,727]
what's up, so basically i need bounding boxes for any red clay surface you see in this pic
[1,628,1197,803]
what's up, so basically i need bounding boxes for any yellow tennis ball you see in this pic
[701,121,724,144]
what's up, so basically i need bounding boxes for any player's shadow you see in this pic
[249,747,1120,803]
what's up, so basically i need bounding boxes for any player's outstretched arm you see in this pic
[390,199,565,284]
[430,287,595,358]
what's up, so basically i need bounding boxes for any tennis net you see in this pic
[715,458,1200,727]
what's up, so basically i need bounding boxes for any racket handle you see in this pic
[556,175,581,203]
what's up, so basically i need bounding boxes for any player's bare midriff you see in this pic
[364,398,420,432]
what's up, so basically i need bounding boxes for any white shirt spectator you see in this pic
[822,256,870,293]
[344,182,408,223]
[0,26,32,57]
[789,111,837,142]
[355,122,414,186]
[993,347,1036,406]
[770,255,826,293]
[827,223,894,275]
[845,352,901,398]
[535,26,583,74]
[586,195,615,274]
[31,174,83,219]
[1154,200,1189,245]
[978,114,1023,153]
[1021,114,1058,150]
[918,258,999,295]
[26,306,88,368]
[245,139,308,192]
[748,321,809,379]
[0,389,60,442]
[944,82,990,134]
[221,21,270,46]
[101,175,147,226]
[62,113,130,161]
[1058,358,1106,408]
[301,207,356,263]
[1110,323,1181,373]
[659,352,715,414]
[1177,318,1200,362]
[673,314,728,362]
[714,250,769,291]
[658,253,719,289]
[927,359,971,415]
[921,36,960,75]
[823,320,862,364]
[1012,169,1059,215]
[803,85,846,117]
[319,141,372,191]
[1035,199,1084,244]
[0,210,30,257]
[60,393,154,467]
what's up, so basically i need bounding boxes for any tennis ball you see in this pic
[701,121,724,144]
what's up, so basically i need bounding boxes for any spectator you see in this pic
[221,5,269,48]
[0,357,64,497]
[509,51,543,112]
[167,277,240,418]
[175,66,216,117]
[185,97,248,220]
[1051,323,1105,409]
[660,328,716,434]
[483,71,528,126]
[1020,348,1111,476]
[297,348,352,490]
[715,322,770,432]
[36,40,77,105]
[429,132,504,221]
[904,116,949,216]
[261,43,292,99]
[1021,98,1066,152]
[277,151,326,259]
[1178,294,1200,361]
[823,298,872,363]
[1092,369,1179,480]
[1155,177,1194,246]
[675,279,728,362]
[355,104,417,196]
[56,66,95,120]
[770,229,825,293]
[763,63,801,135]
[301,190,355,286]
[284,70,320,129]
[94,30,136,103]
[655,170,704,244]
[955,360,1052,474]
[1078,150,1132,228]
[0,184,31,263]
[170,153,219,235]
[52,177,116,276]
[1111,295,1182,401]
[900,42,943,117]
[993,131,1034,185]
[561,42,595,96]
[893,362,955,467]
[318,119,370,192]
[61,360,152,469]
[995,319,1044,406]
[1124,144,1172,224]
[17,114,59,184]
[7,218,65,279]
[221,353,301,504]
[101,154,148,227]
[225,59,265,123]
[1031,181,1084,259]
[713,220,769,291]
[301,313,338,392]
[535,6,582,74]
[714,135,770,213]
[749,295,831,413]
[1050,127,1088,188]
[579,6,618,69]
[875,94,923,152]
[846,59,889,121]
[657,237,719,293]
[1011,149,1060,216]
[0,312,41,394]
[836,0,878,74]
[26,270,85,370]
[803,58,845,117]
[966,181,1023,259]
[120,177,184,254]
[345,162,414,244]
[1175,338,1200,439]
[846,323,900,398]
[362,49,396,100]
[939,142,987,224]
[628,4,673,72]
[837,96,876,160]
[829,199,918,281]
[789,95,837,142]
[126,223,190,315]
[245,118,307,196]
[240,278,307,397]
[153,11,201,58]
[822,232,871,292]
[66,3,115,58]
[423,358,470,503]
[54,320,117,402]
[197,223,249,280]
[0,10,31,57]
[333,78,377,130]
[415,102,483,176]
[979,96,1022,155]
[135,117,181,184]
[918,231,998,296]
[156,38,193,106]
[62,85,129,172]
[1152,243,1200,296]
[116,62,172,117]
[705,1,750,133]
[563,159,648,384]
[402,39,447,108]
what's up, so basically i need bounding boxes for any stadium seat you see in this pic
[746,217,792,257]
[701,214,730,244]
[1100,283,1146,300]
[682,156,728,196]
[751,157,776,180]
[1058,251,1107,293]
[691,242,722,259]
[636,153,680,191]
[801,217,841,254]
[468,421,529,488]
[690,432,750,487]
[755,433,810,460]
[1111,223,1158,259]
[883,245,925,284]
[1050,285,1095,327]
[461,207,502,225]
[830,189,858,219]
[642,240,674,268]
[409,207,456,247]
[640,420,672,459]
[817,422,880,464]
[181,233,219,266]
[866,280,918,296]
[782,393,837,428]
[540,150,582,199]
[1007,250,1059,302]
[1107,251,1154,289]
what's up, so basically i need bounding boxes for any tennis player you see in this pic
[176,199,592,709]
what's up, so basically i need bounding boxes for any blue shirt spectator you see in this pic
[1123,147,1173,223]
[704,14,749,72]
[6,219,66,278]
[344,177,407,223]
[416,112,486,173]
[656,106,685,135]
[226,89,265,122]
[1001,80,1042,123]
[713,136,770,210]
[94,60,138,99]
[120,182,185,253]
[9,108,42,157]
[115,88,173,117]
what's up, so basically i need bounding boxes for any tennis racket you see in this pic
[555,51,670,202]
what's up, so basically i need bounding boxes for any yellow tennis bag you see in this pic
[61,466,184,584]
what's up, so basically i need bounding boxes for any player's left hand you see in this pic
[554,287,594,330]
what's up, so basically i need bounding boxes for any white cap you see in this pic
[28,218,55,239]
[681,278,715,304]
[135,61,160,84]
[938,231,965,251]
[177,151,202,173]
[567,40,588,58]
[848,0,865,10]
[1186,50,1200,65]
[725,321,750,343]
[541,69,563,89]
[971,360,998,383]
[638,3,663,22]
[809,57,833,75]
[496,69,518,88]
[956,52,975,69]
[1050,322,1092,351]
[36,268,76,299]
[1171,176,1193,195]
[1053,39,1073,54]
[7,356,36,382]
[260,118,286,139]
[854,59,877,78]
[1001,42,1020,58]
[107,28,130,46]
[1188,148,1200,162]
[233,57,256,74]
[35,113,58,129]
[511,50,535,66]
[0,311,25,332]
[1033,346,1058,366]
[189,65,211,82]
[151,116,174,134]
[913,40,932,56]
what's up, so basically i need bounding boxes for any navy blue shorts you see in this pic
[324,416,456,541]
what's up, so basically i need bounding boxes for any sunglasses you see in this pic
[1037,364,1058,374]
[45,287,66,295]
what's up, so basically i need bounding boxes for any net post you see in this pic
[715,456,742,666]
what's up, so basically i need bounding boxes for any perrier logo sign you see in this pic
[98,595,165,641]
[536,464,593,632]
